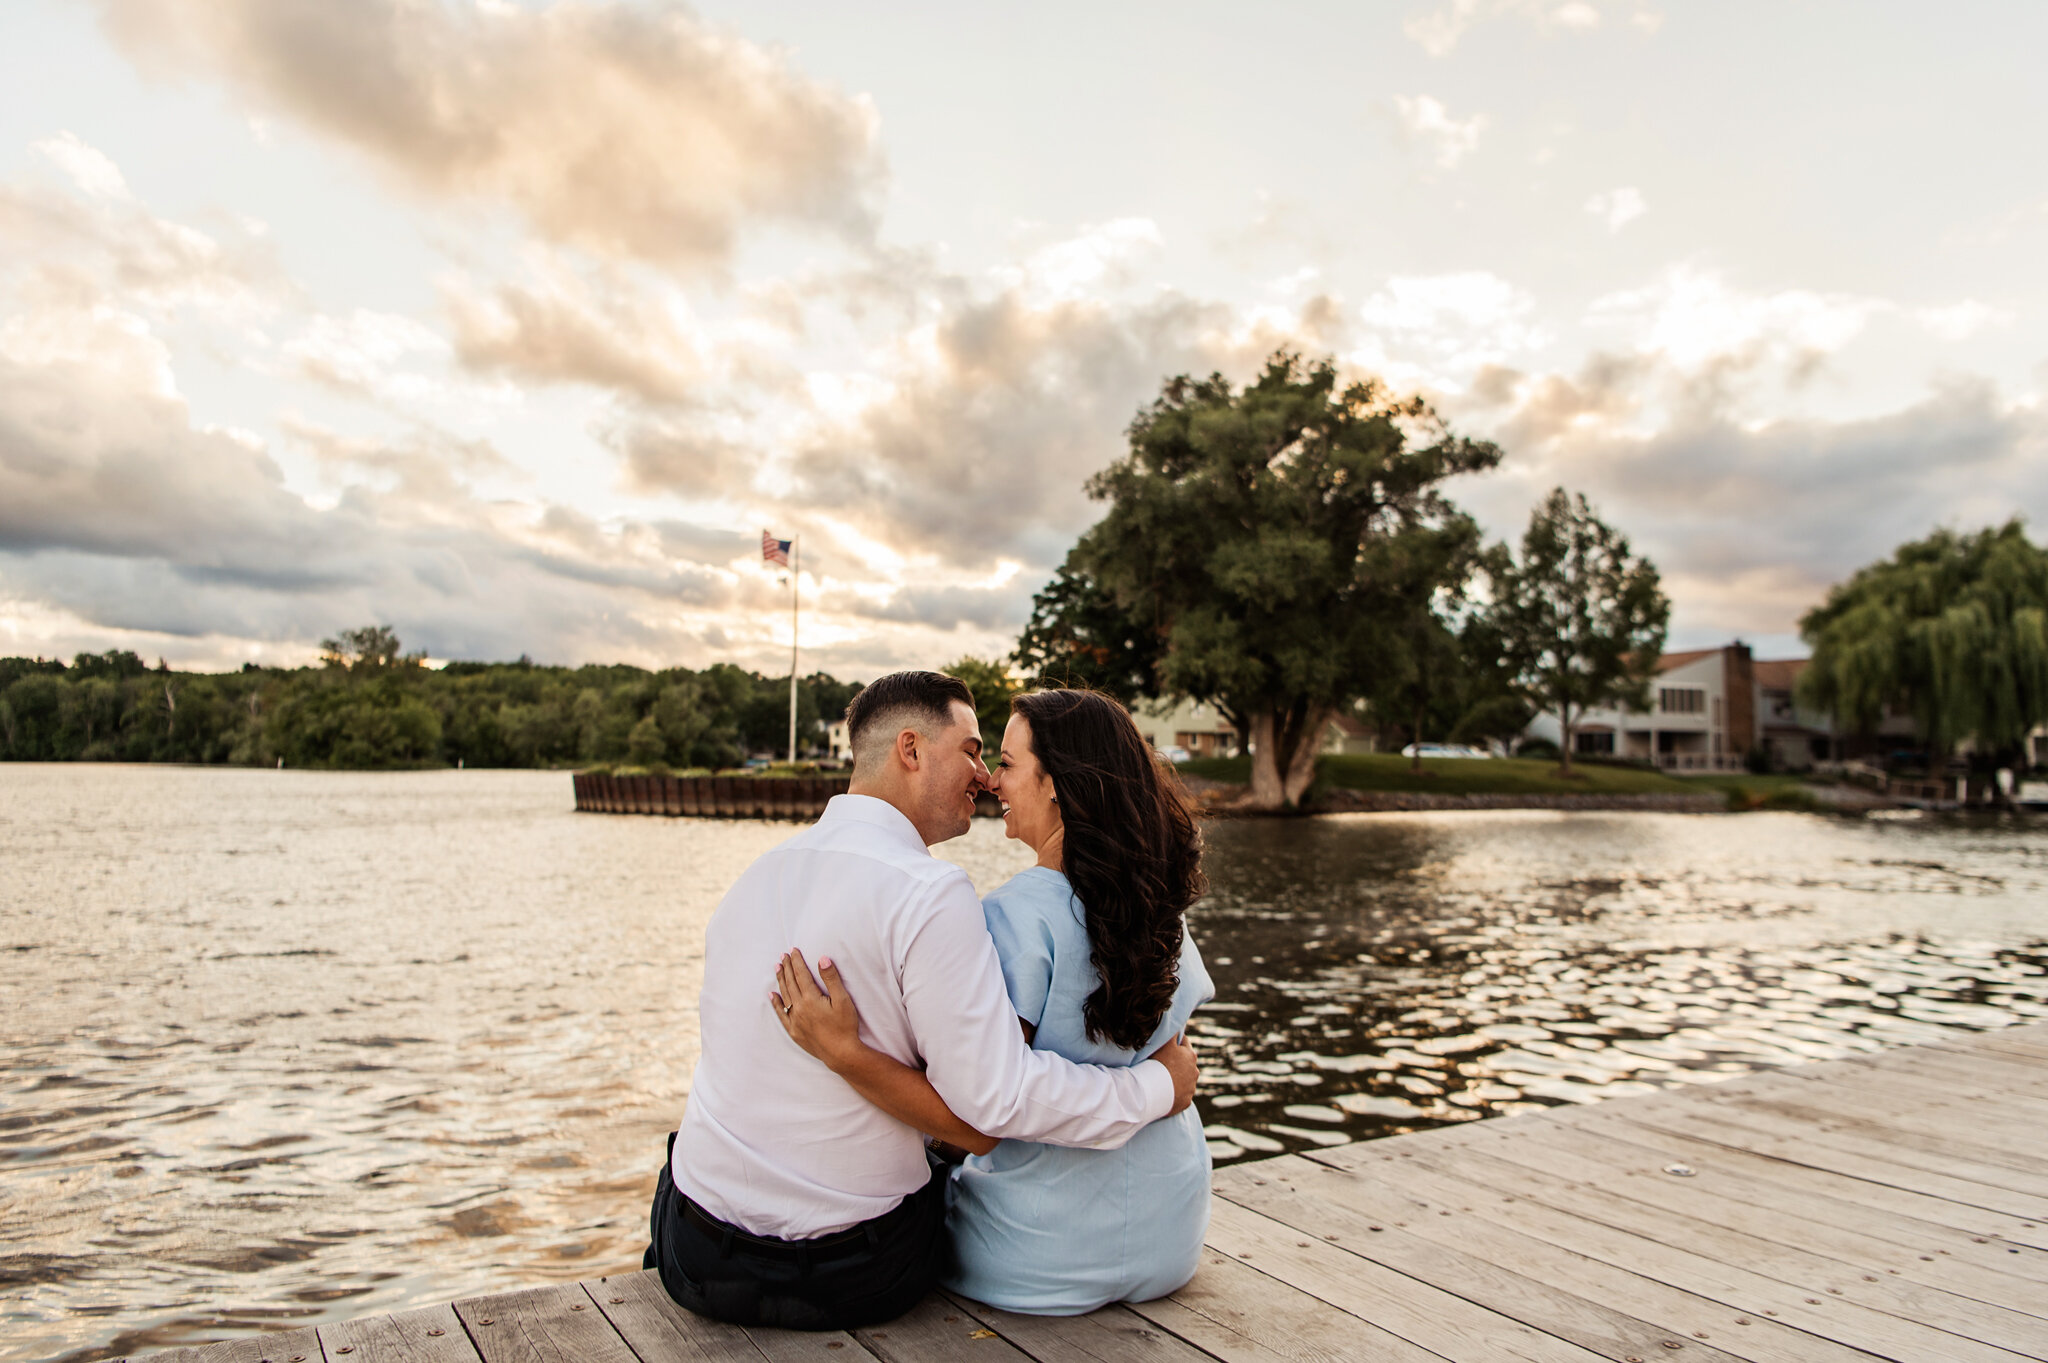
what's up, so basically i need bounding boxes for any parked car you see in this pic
[1158,745,1192,764]
[1400,742,1492,760]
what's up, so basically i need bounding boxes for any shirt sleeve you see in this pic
[903,872,1173,1149]
[981,885,1056,1030]
[1162,926,1215,1042]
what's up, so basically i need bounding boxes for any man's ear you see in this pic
[894,726,920,772]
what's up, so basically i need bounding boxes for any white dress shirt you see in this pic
[671,794,1175,1239]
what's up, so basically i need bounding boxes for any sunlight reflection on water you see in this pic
[1,768,2043,1362]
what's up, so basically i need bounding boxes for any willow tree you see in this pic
[1799,521,2048,797]
[1038,352,1500,810]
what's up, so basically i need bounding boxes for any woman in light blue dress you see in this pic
[772,688,1212,1314]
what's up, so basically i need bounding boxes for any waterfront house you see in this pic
[1526,642,1819,772]
[1133,696,1239,758]
[1320,711,1377,755]
[1132,698,1377,760]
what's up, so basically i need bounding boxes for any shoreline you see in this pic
[1177,774,1897,816]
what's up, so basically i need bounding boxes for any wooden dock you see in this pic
[132,1023,2048,1363]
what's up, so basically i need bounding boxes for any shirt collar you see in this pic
[819,792,930,855]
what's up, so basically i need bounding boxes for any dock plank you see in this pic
[1865,1047,2048,1104]
[1213,1160,1764,1363]
[453,1283,639,1363]
[1458,1114,2048,1290]
[851,1293,1035,1363]
[1269,1153,1884,1363]
[582,1270,770,1361]
[1294,1146,1884,1358]
[1445,1118,2048,1344]
[1204,1196,1608,1362]
[1325,1142,2030,1363]
[1743,1063,2048,1153]
[1397,1139,2048,1358]
[320,1304,480,1363]
[1588,1088,2048,1220]
[1563,1101,2048,1250]
[1129,1251,1447,1363]
[1663,1095,2048,1215]
[1726,1092,2048,1186]
[945,1292,1226,1362]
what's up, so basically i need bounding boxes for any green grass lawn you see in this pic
[1177,753,1697,796]
[1675,772,1823,810]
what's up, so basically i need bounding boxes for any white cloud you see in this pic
[1586,266,1883,374]
[1915,299,2015,342]
[35,131,131,199]
[1391,95,1486,169]
[1404,0,1485,57]
[1012,218,1164,304]
[1585,186,1647,233]
[94,0,884,271]
[0,137,282,320]
[1355,272,1548,387]
[1464,372,2048,642]
[284,309,451,400]
[1403,0,1659,56]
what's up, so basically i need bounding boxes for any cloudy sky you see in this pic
[2,0,2043,675]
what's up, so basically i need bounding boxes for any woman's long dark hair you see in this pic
[1011,689,1205,1051]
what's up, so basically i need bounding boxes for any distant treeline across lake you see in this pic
[0,651,861,770]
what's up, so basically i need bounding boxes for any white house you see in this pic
[1131,696,1238,758]
[1526,644,1763,772]
[1131,697,1376,759]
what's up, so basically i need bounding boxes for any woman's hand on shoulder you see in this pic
[771,948,867,1070]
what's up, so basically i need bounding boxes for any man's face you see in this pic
[909,699,990,844]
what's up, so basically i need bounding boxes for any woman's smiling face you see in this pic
[991,713,1061,853]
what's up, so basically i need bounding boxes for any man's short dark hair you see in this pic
[845,671,975,774]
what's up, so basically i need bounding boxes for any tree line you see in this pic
[0,632,861,772]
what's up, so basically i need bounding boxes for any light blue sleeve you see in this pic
[982,879,1059,1030]
[1151,925,1214,1051]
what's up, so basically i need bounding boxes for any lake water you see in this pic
[2,765,2044,1363]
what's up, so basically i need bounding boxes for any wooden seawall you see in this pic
[572,773,1003,820]
[572,773,850,819]
[132,1023,2048,1362]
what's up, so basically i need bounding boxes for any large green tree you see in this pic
[1044,353,1501,809]
[1012,566,1165,705]
[1490,488,1670,776]
[1799,520,2048,800]
[1356,516,1492,772]
[943,656,1022,755]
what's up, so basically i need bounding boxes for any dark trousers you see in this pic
[644,1136,949,1331]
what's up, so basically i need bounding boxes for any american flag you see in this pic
[761,531,792,567]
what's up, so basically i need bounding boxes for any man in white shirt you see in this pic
[646,671,1198,1329]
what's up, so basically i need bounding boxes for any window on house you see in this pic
[1659,687,1705,714]
[1575,731,1615,754]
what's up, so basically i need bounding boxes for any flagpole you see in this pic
[787,535,799,764]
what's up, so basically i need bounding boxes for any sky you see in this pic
[1,0,2044,677]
